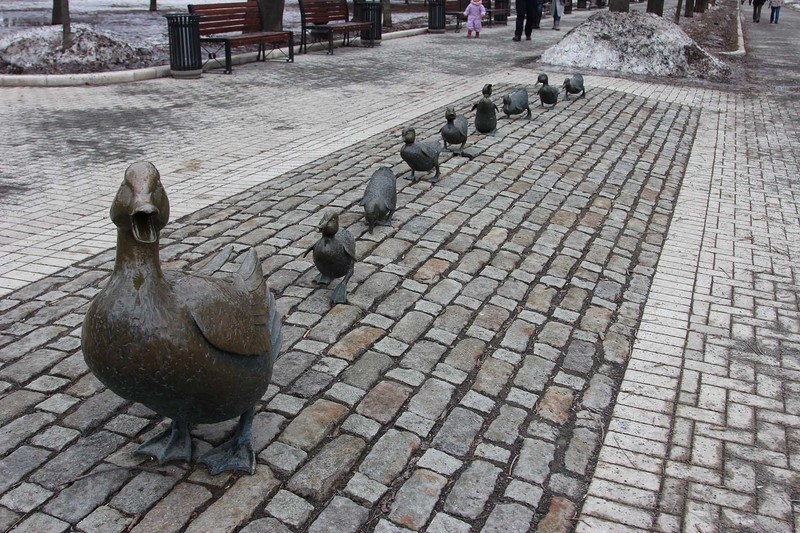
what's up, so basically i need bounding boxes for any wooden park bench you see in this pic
[482,0,510,25]
[445,0,467,31]
[188,1,293,74]
[298,0,375,54]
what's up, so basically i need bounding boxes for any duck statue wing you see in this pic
[170,248,282,358]
[338,228,357,262]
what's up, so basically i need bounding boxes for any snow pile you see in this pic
[540,11,730,80]
[0,24,155,75]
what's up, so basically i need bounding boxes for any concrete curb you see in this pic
[718,0,746,56]
[0,26,432,88]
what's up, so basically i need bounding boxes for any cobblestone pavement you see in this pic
[2,5,800,533]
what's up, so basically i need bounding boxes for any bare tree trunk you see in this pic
[674,0,683,22]
[61,0,72,49]
[382,0,392,27]
[149,0,157,11]
[609,0,629,11]
[646,0,663,15]
[52,0,62,24]
[694,0,706,12]
[684,0,694,17]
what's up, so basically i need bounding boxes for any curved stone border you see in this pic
[718,0,746,57]
[0,27,429,88]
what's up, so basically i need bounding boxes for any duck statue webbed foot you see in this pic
[197,407,257,475]
[135,420,192,465]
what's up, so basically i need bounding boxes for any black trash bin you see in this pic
[494,0,509,23]
[165,13,202,79]
[577,0,586,7]
[428,0,446,33]
[564,0,572,13]
[354,0,383,41]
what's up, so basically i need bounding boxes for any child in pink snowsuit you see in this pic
[464,0,486,37]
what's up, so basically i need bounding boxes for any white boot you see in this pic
[553,19,560,30]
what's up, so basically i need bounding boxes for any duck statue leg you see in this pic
[331,265,354,304]
[402,170,417,182]
[313,272,333,285]
[135,419,192,465]
[198,407,256,475]
[430,164,441,184]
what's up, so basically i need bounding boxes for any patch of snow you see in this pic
[540,11,730,80]
[0,23,154,74]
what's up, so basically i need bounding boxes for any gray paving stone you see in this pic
[359,429,420,485]
[444,460,502,519]
[44,466,130,523]
[345,472,388,504]
[485,404,527,445]
[341,351,393,390]
[307,496,370,533]
[308,305,362,344]
[480,502,534,533]
[356,380,412,424]
[76,506,130,533]
[400,340,447,373]
[460,390,496,413]
[0,482,53,513]
[110,469,181,515]
[0,390,46,425]
[0,446,49,494]
[62,389,128,432]
[432,407,484,457]
[408,378,456,420]
[514,356,556,393]
[444,338,486,373]
[0,412,55,456]
[427,513,472,533]
[473,357,515,397]
[279,398,348,451]
[505,479,544,508]
[390,311,434,344]
[11,512,70,533]
[271,351,316,387]
[514,438,556,485]
[288,435,366,501]
[130,483,212,533]
[388,469,448,530]
[266,489,315,528]
[562,340,596,374]
[582,373,616,411]
[239,518,292,533]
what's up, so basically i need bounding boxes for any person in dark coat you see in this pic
[512,0,536,40]
[753,0,765,21]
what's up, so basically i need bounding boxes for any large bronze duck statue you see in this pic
[81,161,283,476]
[306,210,356,304]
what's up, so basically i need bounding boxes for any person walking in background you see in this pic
[768,0,782,23]
[752,0,765,21]
[551,0,564,30]
[464,0,487,38]
[512,0,535,40]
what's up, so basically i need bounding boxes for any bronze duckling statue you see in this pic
[535,73,559,109]
[440,106,469,155]
[82,161,283,476]
[472,83,498,135]
[400,126,442,183]
[306,210,356,304]
[502,88,532,120]
[563,73,586,99]
[361,167,397,233]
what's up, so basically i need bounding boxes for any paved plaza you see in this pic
[1,3,800,532]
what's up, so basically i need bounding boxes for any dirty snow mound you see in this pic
[540,11,730,80]
[0,24,155,75]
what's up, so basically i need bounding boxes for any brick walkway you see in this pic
[1,5,800,533]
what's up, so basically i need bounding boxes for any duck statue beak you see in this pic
[131,205,159,244]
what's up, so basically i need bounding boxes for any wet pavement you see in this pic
[1,3,800,532]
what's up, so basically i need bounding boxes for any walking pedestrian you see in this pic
[464,0,487,37]
[768,0,782,23]
[512,0,535,40]
[753,0,765,22]
[551,0,564,30]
